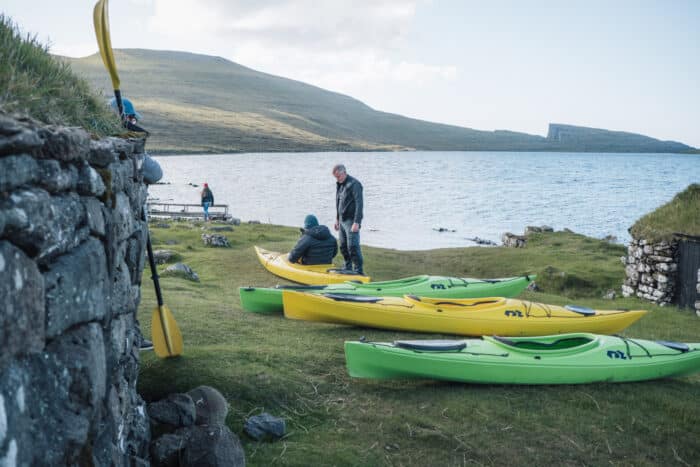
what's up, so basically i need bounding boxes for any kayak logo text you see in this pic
[606,350,628,360]
[504,310,523,317]
[430,283,446,289]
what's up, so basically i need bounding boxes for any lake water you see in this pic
[148,151,700,251]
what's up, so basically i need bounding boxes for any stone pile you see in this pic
[0,113,151,465]
[148,386,245,467]
[502,225,553,248]
[621,238,678,305]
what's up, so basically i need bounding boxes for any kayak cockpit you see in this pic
[394,340,467,351]
[487,333,600,354]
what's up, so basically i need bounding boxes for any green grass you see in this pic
[630,184,700,242]
[0,15,121,136]
[138,221,700,466]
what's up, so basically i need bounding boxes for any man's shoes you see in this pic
[140,339,154,351]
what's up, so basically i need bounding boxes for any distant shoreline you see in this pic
[147,148,700,156]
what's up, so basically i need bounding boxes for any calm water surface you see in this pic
[148,151,700,250]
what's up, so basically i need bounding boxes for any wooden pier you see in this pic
[146,202,231,221]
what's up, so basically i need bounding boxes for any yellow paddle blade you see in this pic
[93,0,120,89]
[152,305,183,358]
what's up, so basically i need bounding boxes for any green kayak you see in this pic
[239,274,534,313]
[344,333,700,384]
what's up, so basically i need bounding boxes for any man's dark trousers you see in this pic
[338,219,363,274]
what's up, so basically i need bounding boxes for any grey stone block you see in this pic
[148,393,196,428]
[0,154,38,192]
[77,163,106,196]
[0,189,87,262]
[22,323,106,465]
[44,238,109,337]
[88,138,118,167]
[0,241,45,366]
[36,159,78,192]
[35,126,90,161]
[109,192,135,243]
[111,257,138,316]
[0,361,33,467]
[0,114,43,156]
[83,197,106,237]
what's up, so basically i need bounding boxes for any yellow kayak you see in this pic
[282,291,647,336]
[254,246,371,285]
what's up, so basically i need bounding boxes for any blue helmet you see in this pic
[109,97,142,120]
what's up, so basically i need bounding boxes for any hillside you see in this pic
[65,49,695,154]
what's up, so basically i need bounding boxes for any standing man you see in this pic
[333,164,364,275]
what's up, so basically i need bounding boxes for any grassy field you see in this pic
[0,15,120,136]
[138,221,700,466]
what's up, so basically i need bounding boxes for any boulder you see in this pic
[244,413,286,441]
[163,263,200,282]
[153,249,178,265]
[186,386,229,426]
[502,232,527,248]
[201,234,230,248]
[148,393,196,428]
[176,425,245,467]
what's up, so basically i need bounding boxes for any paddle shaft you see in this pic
[146,233,164,307]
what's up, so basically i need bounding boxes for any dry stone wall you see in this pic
[0,113,150,465]
[621,238,677,305]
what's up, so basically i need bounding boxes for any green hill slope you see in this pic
[65,49,695,154]
[0,15,120,135]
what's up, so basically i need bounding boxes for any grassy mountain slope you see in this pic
[66,49,695,154]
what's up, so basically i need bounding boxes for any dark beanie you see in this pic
[303,214,319,229]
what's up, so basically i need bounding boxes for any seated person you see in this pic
[109,96,150,134]
[288,214,338,265]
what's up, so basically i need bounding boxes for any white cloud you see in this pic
[145,0,456,94]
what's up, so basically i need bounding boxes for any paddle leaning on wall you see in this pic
[93,0,182,358]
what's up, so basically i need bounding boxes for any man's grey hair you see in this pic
[332,164,346,175]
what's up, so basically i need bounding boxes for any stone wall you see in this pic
[621,238,678,305]
[0,113,150,465]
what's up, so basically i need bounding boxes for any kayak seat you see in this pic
[324,293,382,303]
[395,340,467,352]
[656,340,690,352]
[564,305,596,316]
[493,335,594,350]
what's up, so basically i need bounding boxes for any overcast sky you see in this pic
[3,0,699,147]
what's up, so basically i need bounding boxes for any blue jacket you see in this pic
[288,225,338,265]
